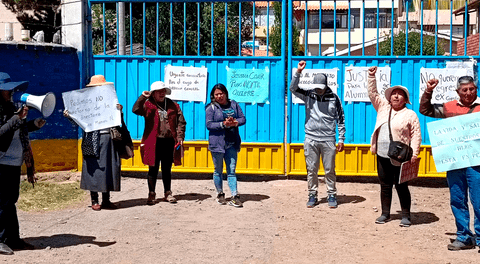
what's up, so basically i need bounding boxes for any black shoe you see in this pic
[228,195,243,208]
[216,192,227,205]
[0,243,13,255]
[6,239,34,250]
[101,201,118,209]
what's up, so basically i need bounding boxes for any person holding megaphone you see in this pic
[0,72,46,255]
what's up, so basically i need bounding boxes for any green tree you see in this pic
[92,2,254,56]
[2,0,61,42]
[270,2,302,56]
[378,31,446,56]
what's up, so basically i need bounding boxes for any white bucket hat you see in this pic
[150,81,171,95]
[384,85,411,105]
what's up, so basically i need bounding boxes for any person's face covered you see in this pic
[457,82,477,107]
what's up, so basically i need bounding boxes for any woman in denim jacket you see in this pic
[205,84,246,207]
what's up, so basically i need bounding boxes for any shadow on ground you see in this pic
[25,234,116,249]
[390,210,440,225]
[121,172,448,188]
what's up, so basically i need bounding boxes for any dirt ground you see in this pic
[1,171,479,264]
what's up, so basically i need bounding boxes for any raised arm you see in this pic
[419,79,445,118]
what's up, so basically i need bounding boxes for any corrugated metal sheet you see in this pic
[288,58,456,146]
[93,57,286,143]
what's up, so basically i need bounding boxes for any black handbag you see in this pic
[387,108,413,163]
[113,115,134,159]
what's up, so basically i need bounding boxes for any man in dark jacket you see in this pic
[0,72,45,255]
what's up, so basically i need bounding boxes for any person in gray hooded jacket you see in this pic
[290,61,346,208]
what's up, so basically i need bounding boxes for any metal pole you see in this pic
[118,2,125,55]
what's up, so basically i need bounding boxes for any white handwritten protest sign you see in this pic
[344,66,391,102]
[164,65,208,103]
[62,84,121,132]
[446,60,475,77]
[291,68,338,104]
[419,67,470,104]
[226,67,270,104]
[427,111,480,172]
[399,158,421,184]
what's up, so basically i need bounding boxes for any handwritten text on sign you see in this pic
[427,111,480,172]
[227,67,270,103]
[62,84,121,132]
[291,68,338,104]
[344,66,391,102]
[419,68,469,104]
[164,65,208,103]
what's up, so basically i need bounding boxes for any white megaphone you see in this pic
[13,92,56,118]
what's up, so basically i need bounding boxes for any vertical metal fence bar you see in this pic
[156,2,159,55]
[463,0,468,55]
[170,3,173,55]
[405,0,409,56]
[253,2,256,56]
[420,0,424,55]
[116,3,119,55]
[198,3,201,55]
[184,2,187,56]
[391,0,394,55]
[362,0,365,55]
[348,0,351,56]
[238,2,242,56]
[334,0,337,56]
[450,0,454,56]
[103,3,106,55]
[478,2,480,55]
[266,1,270,57]
[130,2,133,55]
[376,0,379,56]
[225,3,228,56]
[211,2,214,56]
[435,0,438,54]
[304,1,308,55]
[143,2,146,55]
[319,0,322,56]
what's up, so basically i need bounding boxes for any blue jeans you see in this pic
[446,166,480,245]
[211,147,238,197]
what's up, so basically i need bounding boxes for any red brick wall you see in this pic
[457,34,479,56]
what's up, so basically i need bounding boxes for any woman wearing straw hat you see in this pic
[132,81,186,205]
[366,66,421,227]
[64,75,123,211]
[0,72,46,254]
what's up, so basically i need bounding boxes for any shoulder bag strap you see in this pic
[388,107,393,142]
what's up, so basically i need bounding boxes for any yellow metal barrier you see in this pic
[34,139,445,178]
[287,143,445,177]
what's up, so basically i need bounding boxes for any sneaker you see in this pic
[375,215,390,224]
[399,217,411,227]
[306,194,317,208]
[447,239,476,251]
[327,194,337,208]
[216,192,227,205]
[164,191,177,203]
[147,191,156,205]
[228,195,243,207]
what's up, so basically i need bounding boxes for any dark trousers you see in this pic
[377,156,411,217]
[148,137,175,193]
[0,165,21,243]
[90,191,111,204]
